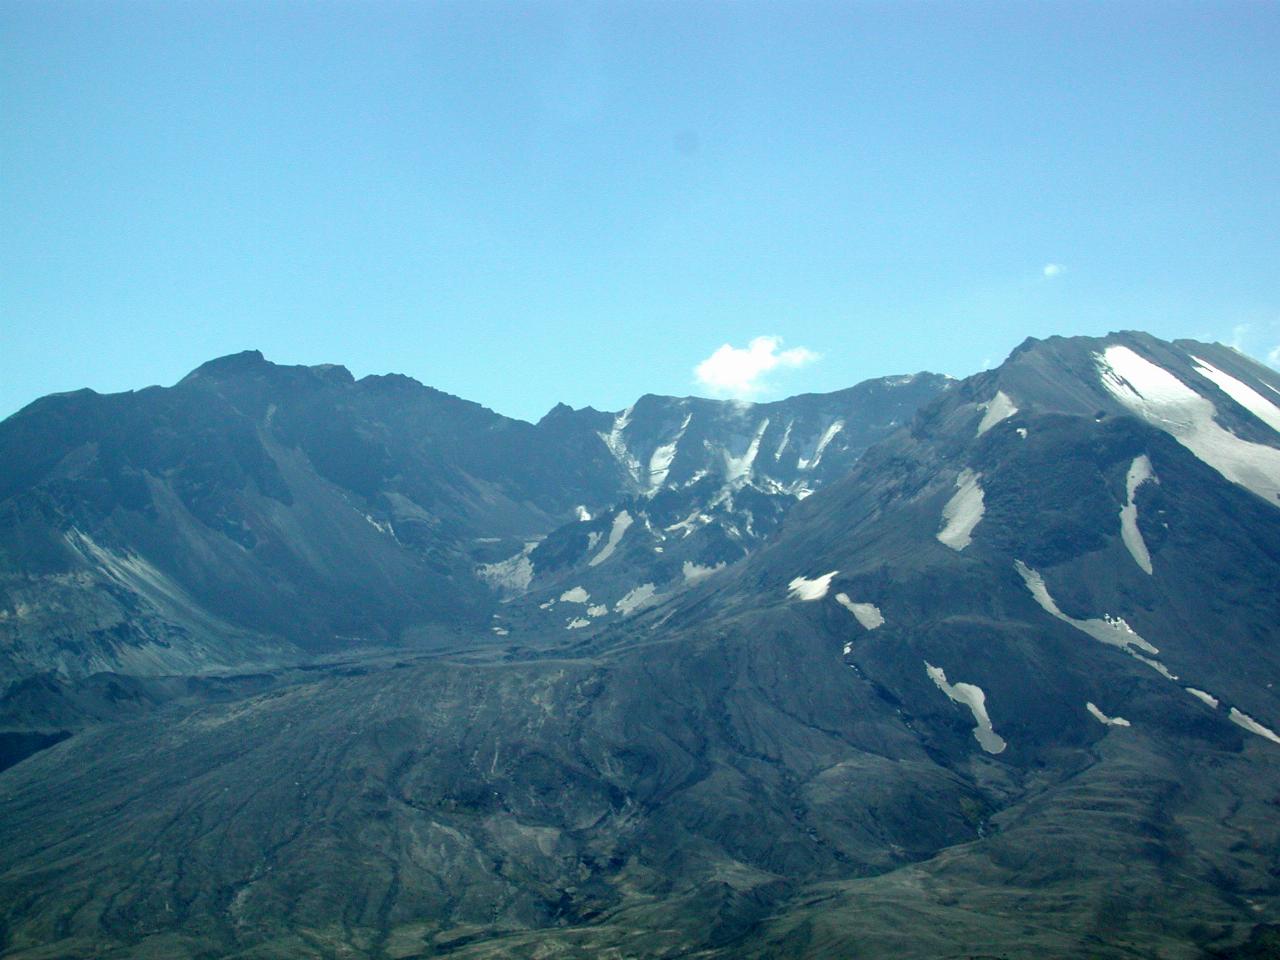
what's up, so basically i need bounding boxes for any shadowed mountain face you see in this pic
[0,332,1278,959]
[0,353,948,682]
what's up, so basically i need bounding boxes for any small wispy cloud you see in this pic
[1229,323,1251,351]
[1042,263,1064,279]
[694,336,818,398]
[1267,344,1280,368]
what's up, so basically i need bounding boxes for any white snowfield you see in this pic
[647,411,693,494]
[1015,561,1171,678]
[476,541,537,593]
[834,592,884,630]
[1186,687,1220,709]
[589,511,633,567]
[1119,455,1158,575]
[774,419,794,461]
[587,604,608,618]
[925,662,1007,754]
[598,405,643,486]
[722,418,770,485]
[559,586,589,604]
[937,469,985,551]
[1096,345,1280,507]
[788,570,839,601]
[797,420,844,471]
[566,618,590,630]
[615,583,657,615]
[1229,708,1280,745]
[1086,702,1131,727]
[1191,356,1280,435]
[977,391,1018,436]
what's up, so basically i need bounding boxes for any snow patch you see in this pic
[587,604,608,617]
[774,419,794,461]
[1086,702,1131,727]
[1132,653,1178,681]
[1229,708,1280,745]
[1096,345,1280,506]
[788,570,838,601]
[647,411,693,493]
[1016,562,1173,676]
[835,593,884,630]
[598,405,643,484]
[1016,427,1028,439]
[722,419,770,485]
[977,391,1018,436]
[589,511,633,567]
[1186,687,1220,709]
[575,505,592,522]
[1119,455,1158,575]
[937,469,985,551]
[476,542,537,594]
[566,618,591,630]
[363,513,395,537]
[665,509,710,538]
[559,586,589,604]
[925,662,1007,754]
[615,583,657,615]
[682,560,726,583]
[1191,356,1280,434]
[798,420,844,471]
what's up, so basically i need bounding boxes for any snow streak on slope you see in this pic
[1086,702,1131,727]
[1015,561,1169,676]
[1119,455,1158,574]
[977,391,1018,436]
[598,405,643,485]
[1186,688,1220,709]
[589,512,633,567]
[615,583,657,615]
[1096,346,1280,506]
[647,411,693,494]
[797,420,844,471]
[925,662,1007,754]
[937,470,984,551]
[834,593,884,629]
[1191,356,1280,434]
[722,419,770,485]
[1229,708,1280,745]
[773,419,794,461]
[788,571,838,601]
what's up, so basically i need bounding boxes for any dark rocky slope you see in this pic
[0,332,1277,958]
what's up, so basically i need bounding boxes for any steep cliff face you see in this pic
[0,353,949,681]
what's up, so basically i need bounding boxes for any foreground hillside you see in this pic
[0,332,1277,958]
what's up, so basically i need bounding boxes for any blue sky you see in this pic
[3,1,1278,422]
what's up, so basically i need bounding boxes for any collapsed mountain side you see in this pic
[0,351,947,682]
[0,331,1277,958]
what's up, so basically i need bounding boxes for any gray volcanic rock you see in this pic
[0,333,1277,959]
[0,356,949,682]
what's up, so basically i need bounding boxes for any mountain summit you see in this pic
[0,332,1277,959]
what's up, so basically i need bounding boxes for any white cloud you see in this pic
[1042,263,1064,279]
[694,336,818,397]
[1267,345,1280,368]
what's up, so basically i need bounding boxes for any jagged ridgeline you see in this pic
[0,332,1278,960]
[0,350,948,680]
